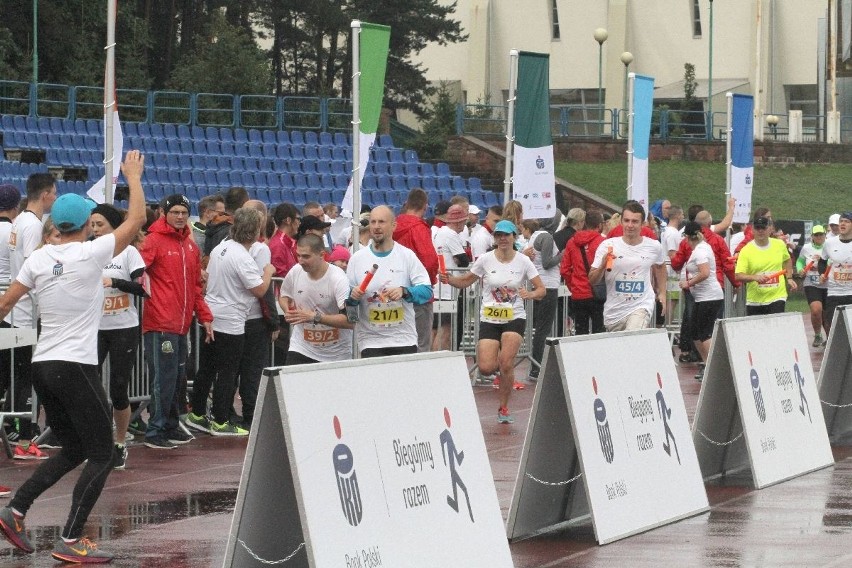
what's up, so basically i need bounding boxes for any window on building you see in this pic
[692,0,702,38]
[551,0,561,40]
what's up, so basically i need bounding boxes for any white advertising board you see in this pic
[818,305,852,442]
[692,313,834,489]
[223,352,513,568]
[507,330,708,545]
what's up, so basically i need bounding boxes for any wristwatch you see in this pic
[312,312,322,324]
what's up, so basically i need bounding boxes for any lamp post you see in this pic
[708,0,714,138]
[620,51,633,136]
[766,114,779,140]
[594,28,608,135]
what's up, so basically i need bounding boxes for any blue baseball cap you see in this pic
[51,194,96,232]
[493,220,518,235]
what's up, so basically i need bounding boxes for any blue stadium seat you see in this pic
[452,176,467,193]
[293,174,308,190]
[216,171,230,187]
[203,170,218,188]
[235,128,248,143]
[420,163,435,177]
[334,174,349,190]
[191,125,204,139]
[362,174,378,190]
[191,170,205,187]
[166,154,180,170]
[13,116,27,132]
[220,127,234,143]
[1,115,16,132]
[154,138,168,154]
[317,146,333,161]
[220,141,236,157]
[331,160,347,175]
[216,156,231,170]
[372,147,388,163]
[267,188,283,203]
[436,162,451,177]
[320,177,335,194]
[391,175,407,193]
[244,157,259,171]
[179,139,193,154]
[333,132,348,146]
[167,138,180,154]
[484,191,500,207]
[263,172,280,188]
[248,129,262,144]
[142,137,157,154]
[467,177,483,192]
[370,161,388,177]
[248,143,263,159]
[228,171,242,186]
[206,127,220,140]
[421,175,437,192]
[276,145,291,160]
[149,123,164,138]
[437,176,452,192]
[316,160,331,175]
[163,123,177,139]
[47,117,62,134]
[302,159,317,175]
[303,145,318,161]
[385,190,402,208]
[46,133,60,149]
[319,132,333,146]
[388,150,403,163]
[136,122,151,138]
[258,158,273,172]
[123,122,139,138]
[261,143,277,159]
[276,131,291,145]
[331,146,347,162]
[290,145,305,160]
[193,140,207,155]
[167,170,182,185]
[389,162,404,176]
[377,175,392,192]
[262,130,276,144]
[272,159,287,173]
[241,171,257,188]
[290,131,305,146]
[286,159,302,173]
[280,173,294,190]
[177,124,190,139]
[406,175,422,191]
[378,134,394,148]
[190,155,206,169]
[306,173,321,190]
[234,143,249,158]
[36,117,50,132]
[177,154,191,169]
[304,131,319,145]
[404,163,419,177]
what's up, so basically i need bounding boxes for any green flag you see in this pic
[343,22,391,212]
[512,52,555,217]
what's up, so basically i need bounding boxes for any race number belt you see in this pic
[303,325,340,346]
[368,302,404,326]
[483,302,513,323]
[614,280,645,294]
[103,293,131,315]
[758,272,781,288]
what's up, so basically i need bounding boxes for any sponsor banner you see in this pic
[508,330,708,545]
[87,109,123,204]
[630,74,654,210]
[512,144,556,217]
[818,305,852,442]
[342,131,377,213]
[224,352,512,567]
[693,314,833,489]
[730,94,754,223]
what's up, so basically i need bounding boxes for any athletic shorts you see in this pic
[804,286,827,305]
[694,299,723,342]
[479,318,526,341]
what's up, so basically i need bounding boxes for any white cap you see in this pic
[468,204,481,215]
[829,213,841,226]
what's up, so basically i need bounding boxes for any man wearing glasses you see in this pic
[140,194,213,449]
[735,215,796,316]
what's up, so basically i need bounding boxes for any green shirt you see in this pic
[735,238,791,305]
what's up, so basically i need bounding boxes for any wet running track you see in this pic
[0,320,849,567]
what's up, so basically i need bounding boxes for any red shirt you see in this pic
[269,229,297,277]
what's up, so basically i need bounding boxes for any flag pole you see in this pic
[103,0,116,204]
[351,20,362,252]
[723,92,734,316]
[626,72,635,201]
[503,49,519,205]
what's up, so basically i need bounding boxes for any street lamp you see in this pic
[766,114,779,140]
[620,51,633,136]
[594,28,608,135]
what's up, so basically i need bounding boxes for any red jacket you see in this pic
[394,213,439,285]
[560,229,605,300]
[670,226,737,287]
[269,229,297,278]
[141,216,213,334]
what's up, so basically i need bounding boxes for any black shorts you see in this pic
[804,286,827,305]
[479,318,526,341]
[694,300,723,342]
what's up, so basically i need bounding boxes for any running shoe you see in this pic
[52,537,113,563]
[13,443,48,461]
[127,418,148,436]
[0,506,33,553]
[812,334,823,348]
[143,436,175,450]
[694,363,706,382]
[166,428,193,445]
[183,412,212,434]
[497,407,514,424]
[513,381,525,390]
[37,431,62,449]
[210,421,249,436]
[112,444,128,470]
[0,486,10,497]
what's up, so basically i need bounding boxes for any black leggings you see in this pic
[11,361,114,539]
[98,326,139,411]
[192,331,244,425]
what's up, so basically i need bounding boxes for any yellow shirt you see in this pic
[735,238,790,305]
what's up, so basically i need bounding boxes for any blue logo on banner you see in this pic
[793,349,811,423]
[535,156,545,169]
[592,377,615,463]
[655,373,680,464]
[440,407,474,522]
[748,352,767,423]
[332,416,363,526]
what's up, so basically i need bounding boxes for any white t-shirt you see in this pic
[680,242,723,302]
[0,220,13,282]
[433,225,466,300]
[470,251,539,322]
[205,240,264,335]
[17,234,116,364]
[729,231,746,255]
[820,238,852,297]
[662,225,682,279]
[799,242,826,289]
[246,241,272,321]
[525,230,560,288]
[7,210,43,327]
[100,245,146,330]
[280,263,352,362]
[469,224,493,260]
[592,236,666,327]
[347,243,430,351]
